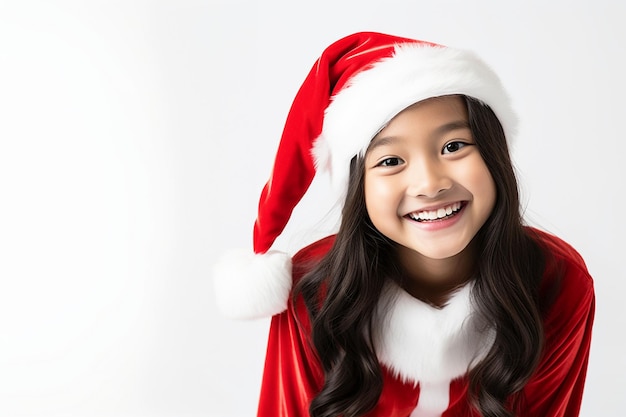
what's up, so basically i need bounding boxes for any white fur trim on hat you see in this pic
[213,249,292,320]
[313,43,517,200]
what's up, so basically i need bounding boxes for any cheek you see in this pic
[364,176,396,216]
[464,160,497,209]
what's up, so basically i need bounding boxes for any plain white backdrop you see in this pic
[0,1,624,416]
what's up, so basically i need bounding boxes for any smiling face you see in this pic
[364,95,496,281]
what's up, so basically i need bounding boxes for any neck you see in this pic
[396,241,477,307]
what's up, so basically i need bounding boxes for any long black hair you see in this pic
[294,96,546,417]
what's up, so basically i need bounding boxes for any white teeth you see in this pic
[409,202,462,222]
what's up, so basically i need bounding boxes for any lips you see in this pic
[407,202,464,222]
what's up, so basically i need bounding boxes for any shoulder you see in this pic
[525,227,594,316]
[526,227,592,283]
[291,235,336,282]
[521,229,595,406]
[293,235,336,262]
[526,227,589,275]
[285,236,335,325]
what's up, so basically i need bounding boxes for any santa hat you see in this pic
[213,31,516,319]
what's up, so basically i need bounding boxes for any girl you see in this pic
[214,32,595,417]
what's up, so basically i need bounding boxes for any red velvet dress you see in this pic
[257,228,595,416]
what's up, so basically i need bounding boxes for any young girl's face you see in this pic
[364,95,496,264]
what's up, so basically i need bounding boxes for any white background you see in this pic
[0,1,624,416]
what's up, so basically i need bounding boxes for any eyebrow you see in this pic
[366,120,471,153]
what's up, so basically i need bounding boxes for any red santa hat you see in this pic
[213,32,517,319]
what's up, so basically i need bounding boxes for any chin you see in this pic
[410,235,474,260]
[396,240,468,261]
[418,247,467,261]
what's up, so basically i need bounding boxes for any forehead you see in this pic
[386,94,467,127]
[367,96,469,150]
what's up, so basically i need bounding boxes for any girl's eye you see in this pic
[377,157,403,167]
[442,141,470,154]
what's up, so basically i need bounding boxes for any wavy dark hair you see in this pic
[294,96,547,417]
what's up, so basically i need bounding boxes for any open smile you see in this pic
[406,202,466,223]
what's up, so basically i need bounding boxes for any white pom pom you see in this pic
[212,249,293,319]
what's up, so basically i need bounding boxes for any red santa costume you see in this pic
[213,32,595,416]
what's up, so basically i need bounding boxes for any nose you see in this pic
[405,159,452,198]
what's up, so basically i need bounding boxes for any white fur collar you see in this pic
[373,280,495,385]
